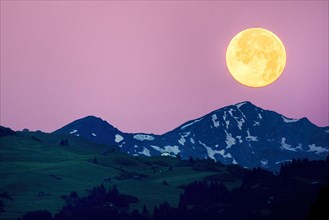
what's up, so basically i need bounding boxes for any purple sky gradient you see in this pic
[1,1,328,134]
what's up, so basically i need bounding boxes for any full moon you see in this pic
[226,28,287,87]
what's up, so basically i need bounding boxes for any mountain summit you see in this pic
[54,102,329,171]
[54,116,123,146]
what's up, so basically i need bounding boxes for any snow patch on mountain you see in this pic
[70,130,78,134]
[280,138,292,150]
[246,129,258,141]
[261,159,268,167]
[178,137,185,145]
[307,144,329,154]
[181,118,203,129]
[225,132,236,148]
[134,134,155,141]
[178,132,191,146]
[275,159,292,165]
[205,148,222,161]
[199,141,223,162]
[150,145,180,155]
[202,145,217,161]
[161,152,176,157]
[296,144,303,151]
[280,138,297,151]
[236,102,247,108]
[228,109,234,117]
[282,116,299,123]
[115,134,124,143]
[164,145,180,155]
[235,117,245,130]
[212,114,220,128]
[150,145,162,152]
[236,105,247,120]
[225,120,230,129]
[182,132,191,137]
[139,148,151,156]
[217,149,233,159]
[236,136,243,143]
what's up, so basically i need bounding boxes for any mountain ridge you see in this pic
[54,101,329,171]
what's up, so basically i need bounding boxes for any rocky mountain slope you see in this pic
[54,101,329,171]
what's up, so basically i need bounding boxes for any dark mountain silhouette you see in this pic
[54,116,123,146]
[54,102,329,171]
[0,126,16,137]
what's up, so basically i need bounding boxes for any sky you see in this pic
[0,1,328,134]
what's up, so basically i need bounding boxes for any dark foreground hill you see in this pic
[0,131,241,219]
[55,101,329,171]
[19,155,329,220]
[0,126,16,137]
[0,130,328,220]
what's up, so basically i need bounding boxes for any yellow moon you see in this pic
[226,28,286,87]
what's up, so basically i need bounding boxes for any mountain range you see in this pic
[54,101,329,171]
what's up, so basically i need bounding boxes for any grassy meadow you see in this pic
[0,132,242,220]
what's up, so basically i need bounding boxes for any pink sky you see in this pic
[1,1,328,134]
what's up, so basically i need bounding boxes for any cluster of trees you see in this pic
[0,201,3,213]
[0,191,13,215]
[20,184,139,220]
[280,156,329,179]
[18,157,329,220]
[58,138,69,146]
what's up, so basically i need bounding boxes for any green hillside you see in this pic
[0,131,243,220]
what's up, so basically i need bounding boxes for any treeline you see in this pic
[18,157,329,220]
[20,184,140,220]
[279,156,329,178]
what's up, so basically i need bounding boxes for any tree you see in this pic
[58,138,69,146]
[142,205,149,216]
[0,200,4,213]
[21,210,53,220]
[92,157,98,164]
[188,156,195,165]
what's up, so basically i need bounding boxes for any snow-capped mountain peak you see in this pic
[54,102,329,171]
